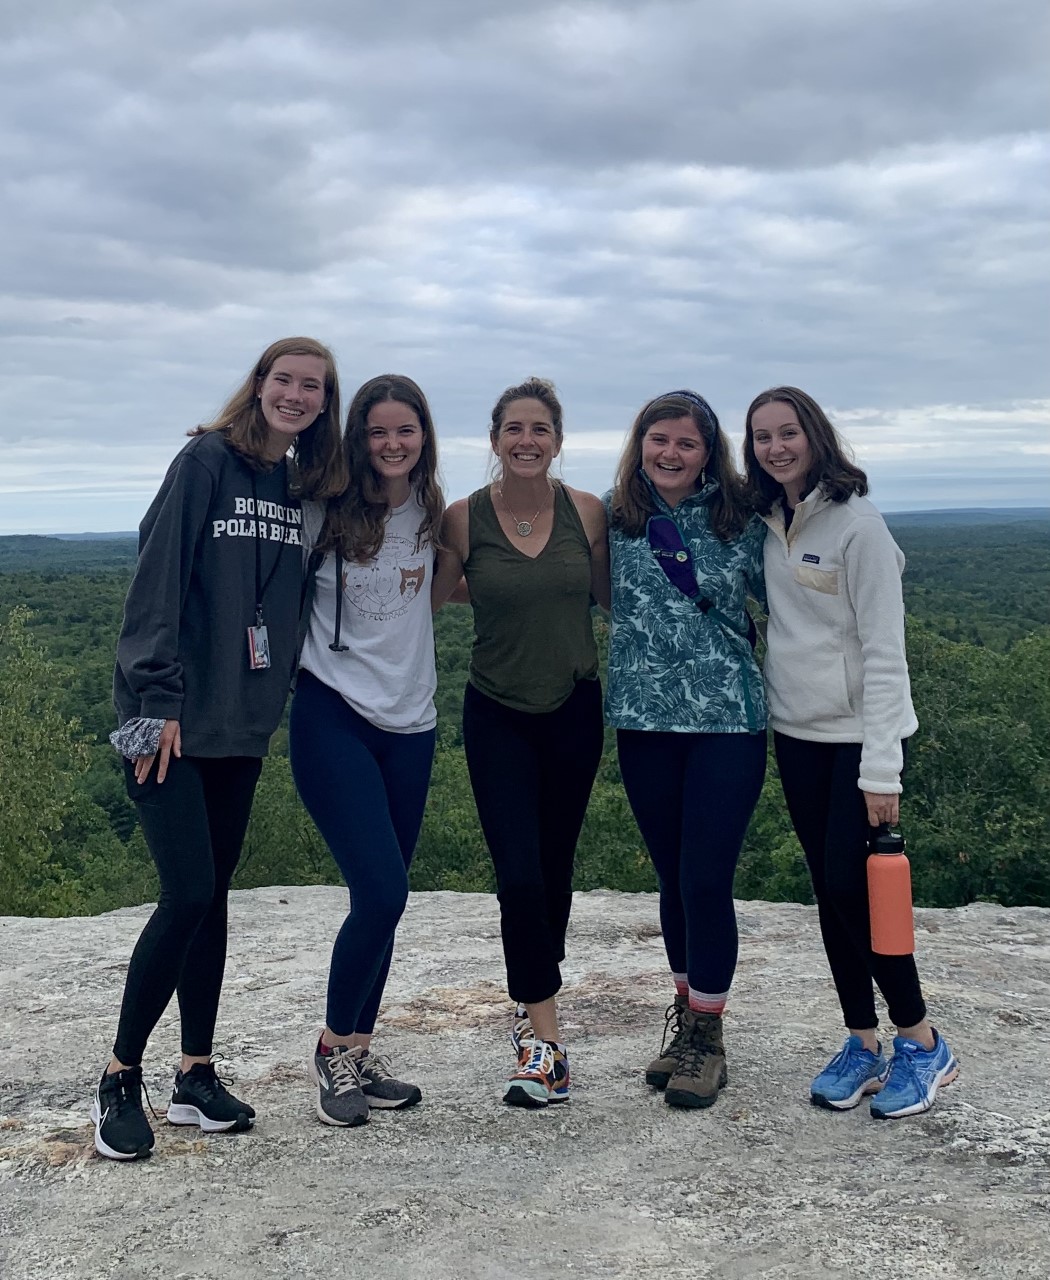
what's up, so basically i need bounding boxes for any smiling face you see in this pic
[491,397,561,479]
[366,398,425,500]
[640,415,709,507]
[749,400,814,506]
[256,354,328,459]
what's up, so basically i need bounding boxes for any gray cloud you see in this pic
[0,0,1047,531]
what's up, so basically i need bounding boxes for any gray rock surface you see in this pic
[1,888,1048,1279]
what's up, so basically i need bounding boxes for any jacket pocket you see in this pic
[767,648,854,723]
[793,563,840,595]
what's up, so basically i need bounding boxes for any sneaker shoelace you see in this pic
[360,1051,394,1081]
[186,1060,235,1101]
[518,1039,556,1079]
[327,1046,364,1096]
[108,1068,159,1120]
[886,1042,923,1092]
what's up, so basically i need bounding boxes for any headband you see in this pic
[651,389,718,444]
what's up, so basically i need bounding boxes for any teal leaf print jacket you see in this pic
[603,480,768,734]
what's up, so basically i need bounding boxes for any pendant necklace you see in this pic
[498,481,552,537]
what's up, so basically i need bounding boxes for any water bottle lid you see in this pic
[868,823,906,855]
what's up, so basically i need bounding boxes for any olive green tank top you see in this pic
[464,484,599,713]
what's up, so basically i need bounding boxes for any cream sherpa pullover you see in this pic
[760,488,917,794]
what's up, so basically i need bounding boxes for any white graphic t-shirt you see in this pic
[300,494,437,733]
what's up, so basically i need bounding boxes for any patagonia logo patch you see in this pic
[801,553,821,564]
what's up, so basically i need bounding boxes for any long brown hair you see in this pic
[191,336,346,500]
[742,386,868,514]
[318,374,445,562]
[608,391,750,541]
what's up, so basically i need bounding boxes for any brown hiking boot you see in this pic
[645,995,690,1090]
[664,1009,728,1110]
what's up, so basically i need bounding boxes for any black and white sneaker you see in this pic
[166,1062,255,1133]
[359,1050,422,1110]
[91,1065,155,1161]
[309,1040,370,1127]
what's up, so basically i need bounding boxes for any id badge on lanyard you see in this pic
[247,613,271,670]
[247,475,284,671]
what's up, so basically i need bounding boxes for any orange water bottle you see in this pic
[867,823,915,955]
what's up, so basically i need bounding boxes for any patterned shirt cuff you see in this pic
[109,718,165,760]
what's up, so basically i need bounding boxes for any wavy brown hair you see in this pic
[608,391,751,541]
[743,386,868,514]
[190,336,346,499]
[318,374,445,562]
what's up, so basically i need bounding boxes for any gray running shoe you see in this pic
[358,1050,422,1110]
[308,1041,369,1127]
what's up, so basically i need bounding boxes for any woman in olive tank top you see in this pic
[434,377,609,1109]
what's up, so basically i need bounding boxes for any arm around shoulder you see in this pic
[568,487,610,611]
[432,498,470,611]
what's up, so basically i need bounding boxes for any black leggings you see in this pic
[462,678,604,1005]
[113,754,262,1065]
[774,733,926,1030]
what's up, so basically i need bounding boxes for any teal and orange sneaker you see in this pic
[503,1039,570,1109]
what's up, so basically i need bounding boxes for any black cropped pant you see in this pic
[774,733,926,1031]
[113,754,261,1065]
[462,678,604,1006]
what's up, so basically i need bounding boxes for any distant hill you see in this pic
[885,507,1050,527]
[51,531,138,541]
[0,535,137,573]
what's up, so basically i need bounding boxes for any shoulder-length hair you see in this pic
[608,391,750,541]
[743,386,868,514]
[318,374,445,562]
[488,376,564,481]
[190,336,346,500]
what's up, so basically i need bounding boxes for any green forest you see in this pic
[1,516,1048,918]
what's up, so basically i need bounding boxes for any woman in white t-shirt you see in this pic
[290,374,445,1128]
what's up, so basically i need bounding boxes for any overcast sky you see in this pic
[2,0,1048,533]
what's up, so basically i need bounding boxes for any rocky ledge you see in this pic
[1,889,1049,1279]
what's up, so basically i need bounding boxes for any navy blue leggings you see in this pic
[617,729,767,1007]
[289,670,436,1036]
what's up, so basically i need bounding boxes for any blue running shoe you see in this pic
[810,1035,890,1110]
[870,1030,959,1119]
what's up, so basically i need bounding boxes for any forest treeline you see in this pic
[1,519,1048,917]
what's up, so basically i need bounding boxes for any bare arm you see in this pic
[432,500,470,612]
[568,486,610,612]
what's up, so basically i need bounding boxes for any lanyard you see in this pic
[250,473,287,627]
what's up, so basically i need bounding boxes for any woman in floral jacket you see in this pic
[605,389,766,1111]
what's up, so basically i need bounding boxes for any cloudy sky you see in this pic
[2,0,1048,533]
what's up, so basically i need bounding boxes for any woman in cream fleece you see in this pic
[743,386,958,1121]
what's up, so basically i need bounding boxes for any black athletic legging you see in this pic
[112,754,262,1066]
[462,677,604,1006]
[774,733,926,1030]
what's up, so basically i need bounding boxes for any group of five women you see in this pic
[92,337,957,1161]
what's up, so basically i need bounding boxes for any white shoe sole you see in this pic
[811,1072,889,1111]
[166,1103,252,1132]
[90,1097,154,1161]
